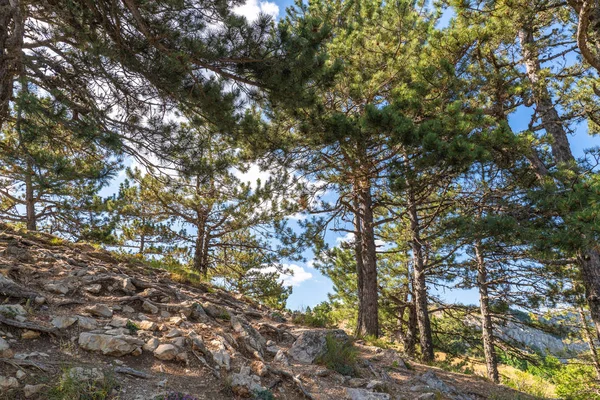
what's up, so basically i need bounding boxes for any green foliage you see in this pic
[125,320,139,335]
[47,371,117,400]
[316,334,358,376]
[292,302,334,328]
[554,364,600,400]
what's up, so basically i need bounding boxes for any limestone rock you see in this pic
[78,332,143,356]
[24,384,46,398]
[45,283,69,295]
[209,339,231,370]
[143,338,160,352]
[142,301,159,314]
[165,328,182,338]
[138,320,158,331]
[231,314,266,358]
[154,344,178,361]
[84,284,102,294]
[86,304,113,318]
[109,316,129,328]
[51,315,78,329]
[77,316,98,330]
[64,367,104,382]
[0,375,19,389]
[0,337,13,358]
[288,329,349,364]
[230,366,265,397]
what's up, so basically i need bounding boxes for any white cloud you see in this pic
[335,232,355,245]
[233,0,279,22]
[261,263,313,287]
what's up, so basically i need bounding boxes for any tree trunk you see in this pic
[355,182,379,337]
[577,304,600,380]
[0,0,23,131]
[519,24,600,338]
[402,301,417,357]
[475,243,499,384]
[407,187,434,362]
[24,159,36,231]
[519,26,574,165]
[580,249,600,339]
[354,210,365,335]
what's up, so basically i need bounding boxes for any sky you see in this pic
[104,0,600,311]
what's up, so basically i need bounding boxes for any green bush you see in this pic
[292,302,334,328]
[253,389,275,400]
[554,364,600,400]
[316,334,358,376]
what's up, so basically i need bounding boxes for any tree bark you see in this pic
[354,210,365,335]
[519,26,574,165]
[355,181,379,337]
[577,304,600,380]
[0,0,23,131]
[24,159,36,231]
[475,243,499,384]
[407,186,434,362]
[519,23,600,338]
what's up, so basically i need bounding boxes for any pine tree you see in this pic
[0,88,120,234]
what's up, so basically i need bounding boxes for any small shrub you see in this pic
[47,370,117,400]
[316,334,358,376]
[125,320,139,334]
[253,389,275,400]
[364,335,391,349]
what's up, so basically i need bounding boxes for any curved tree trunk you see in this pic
[520,24,600,338]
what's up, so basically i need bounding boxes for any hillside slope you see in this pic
[0,225,543,400]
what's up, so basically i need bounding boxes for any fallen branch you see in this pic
[191,349,220,378]
[0,315,59,336]
[267,366,316,400]
[114,366,152,379]
[0,357,53,372]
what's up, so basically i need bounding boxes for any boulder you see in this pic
[288,329,349,364]
[45,283,69,295]
[143,338,160,352]
[154,344,178,361]
[109,316,129,328]
[77,316,98,330]
[230,366,265,397]
[78,332,143,356]
[209,339,231,370]
[138,320,158,331]
[231,315,266,358]
[418,371,473,400]
[346,388,390,400]
[142,301,159,314]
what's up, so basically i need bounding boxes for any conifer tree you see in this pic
[0,88,120,234]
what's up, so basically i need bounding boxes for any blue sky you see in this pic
[104,1,600,311]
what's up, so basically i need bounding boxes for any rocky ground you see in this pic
[0,225,543,400]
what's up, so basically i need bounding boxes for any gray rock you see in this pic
[138,320,158,331]
[230,366,265,396]
[165,328,182,338]
[84,284,102,294]
[273,349,289,366]
[64,367,104,382]
[142,301,159,314]
[231,314,266,358]
[78,332,143,356]
[346,388,390,400]
[51,315,78,329]
[209,339,231,371]
[77,316,98,330]
[154,344,178,361]
[109,316,129,328]
[0,375,19,389]
[0,337,13,358]
[419,371,473,400]
[143,338,160,352]
[288,329,349,364]
[417,394,436,400]
[0,304,26,316]
[24,384,46,398]
[202,303,229,320]
[86,304,113,318]
[45,283,69,295]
